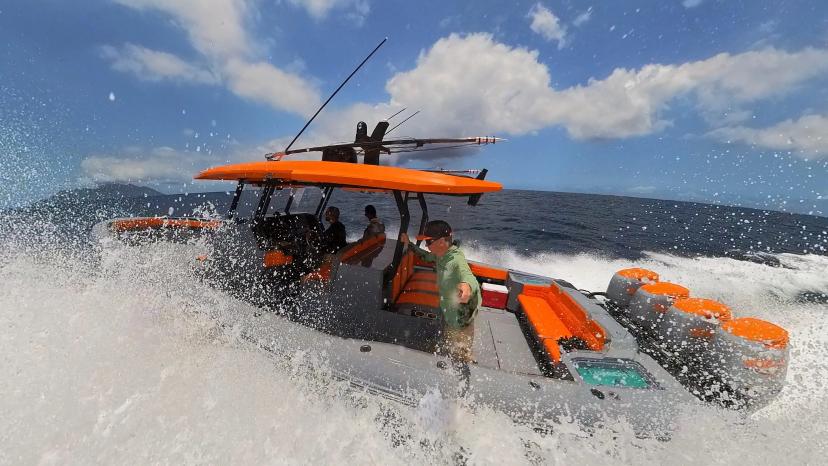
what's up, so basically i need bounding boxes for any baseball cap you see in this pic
[416,220,452,242]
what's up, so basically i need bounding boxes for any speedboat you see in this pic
[95,158,790,438]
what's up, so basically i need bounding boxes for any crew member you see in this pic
[318,206,347,254]
[362,204,385,240]
[400,220,480,364]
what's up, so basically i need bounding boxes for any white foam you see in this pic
[1,238,827,463]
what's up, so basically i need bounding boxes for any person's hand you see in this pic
[457,282,472,304]
[400,232,409,247]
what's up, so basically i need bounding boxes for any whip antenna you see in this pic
[385,107,407,121]
[385,110,420,136]
[282,38,387,154]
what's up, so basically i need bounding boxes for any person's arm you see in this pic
[409,242,437,263]
[400,233,436,262]
[454,256,480,305]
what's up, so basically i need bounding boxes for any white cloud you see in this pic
[758,20,778,34]
[114,0,253,59]
[344,2,371,27]
[137,34,825,164]
[713,109,752,126]
[376,34,828,140]
[528,3,567,49]
[81,146,219,184]
[688,47,828,102]
[100,44,219,84]
[628,185,657,194]
[224,58,321,115]
[79,135,325,186]
[108,0,321,115]
[559,47,828,138]
[92,20,828,181]
[439,15,458,29]
[708,114,828,159]
[384,34,553,136]
[682,0,704,8]
[288,0,370,21]
[573,7,593,27]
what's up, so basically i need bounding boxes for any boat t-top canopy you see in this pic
[195,161,502,195]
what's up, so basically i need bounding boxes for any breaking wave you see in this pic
[1,225,826,464]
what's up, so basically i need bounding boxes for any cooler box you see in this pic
[482,283,509,309]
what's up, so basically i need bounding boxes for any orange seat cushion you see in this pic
[341,234,386,264]
[519,284,609,363]
[396,291,440,308]
[469,262,508,281]
[403,279,439,294]
[390,251,441,310]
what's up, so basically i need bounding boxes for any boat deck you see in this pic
[473,307,542,376]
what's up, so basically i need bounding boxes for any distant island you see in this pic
[1,183,166,227]
[55,182,164,200]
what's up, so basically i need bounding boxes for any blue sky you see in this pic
[1,0,827,215]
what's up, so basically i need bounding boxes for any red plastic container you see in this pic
[481,283,509,309]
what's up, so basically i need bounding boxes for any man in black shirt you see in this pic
[319,206,347,254]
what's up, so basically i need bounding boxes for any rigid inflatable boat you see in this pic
[96,159,790,438]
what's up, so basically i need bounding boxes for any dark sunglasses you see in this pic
[424,236,443,246]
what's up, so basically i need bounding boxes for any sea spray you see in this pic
[2,214,828,462]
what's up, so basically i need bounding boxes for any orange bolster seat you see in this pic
[391,250,416,302]
[302,262,331,282]
[519,283,608,363]
[518,294,573,362]
[111,217,222,232]
[410,270,437,282]
[413,255,434,268]
[543,340,563,363]
[469,262,509,282]
[341,234,386,264]
[263,250,293,268]
[304,234,386,283]
[396,291,440,308]
[390,249,442,310]
[403,280,439,294]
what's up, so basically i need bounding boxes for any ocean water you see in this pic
[1,187,827,464]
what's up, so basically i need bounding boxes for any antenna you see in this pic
[385,110,420,136]
[385,107,407,121]
[282,38,387,154]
